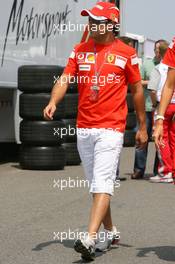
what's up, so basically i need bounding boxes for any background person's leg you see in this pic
[169,108,175,181]
[153,151,159,176]
[157,110,173,177]
[150,107,174,183]
[132,112,152,178]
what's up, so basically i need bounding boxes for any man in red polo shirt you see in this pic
[44,2,147,261]
[153,38,175,183]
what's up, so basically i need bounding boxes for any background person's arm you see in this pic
[153,68,175,146]
[147,67,160,108]
[157,68,175,116]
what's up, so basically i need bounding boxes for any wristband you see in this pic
[155,115,165,121]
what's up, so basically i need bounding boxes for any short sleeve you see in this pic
[163,39,175,68]
[147,68,160,91]
[63,45,78,76]
[125,53,141,84]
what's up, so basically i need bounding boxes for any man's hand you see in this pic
[135,128,148,149]
[152,120,164,148]
[43,102,56,120]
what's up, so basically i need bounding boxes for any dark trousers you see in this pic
[134,112,158,175]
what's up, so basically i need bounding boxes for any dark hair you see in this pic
[155,39,168,48]
[159,41,169,57]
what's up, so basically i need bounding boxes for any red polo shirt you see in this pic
[64,38,141,132]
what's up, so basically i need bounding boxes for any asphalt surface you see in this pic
[0,143,175,264]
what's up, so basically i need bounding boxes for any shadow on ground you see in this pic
[136,246,175,262]
[32,240,133,263]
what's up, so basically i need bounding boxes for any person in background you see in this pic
[147,40,174,183]
[118,36,135,48]
[131,40,164,179]
[153,38,175,183]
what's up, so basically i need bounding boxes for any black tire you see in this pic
[63,143,81,165]
[19,145,66,170]
[19,93,65,120]
[126,93,134,112]
[124,130,136,147]
[126,113,136,129]
[18,65,64,92]
[62,119,77,143]
[20,120,64,145]
[65,94,78,118]
[0,143,19,162]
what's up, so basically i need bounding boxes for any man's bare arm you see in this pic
[130,81,148,148]
[49,74,70,105]
[130,81,147,130]
[43,73,71,120]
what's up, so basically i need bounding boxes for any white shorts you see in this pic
[77,128,124,196]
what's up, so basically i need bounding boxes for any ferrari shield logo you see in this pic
[107,54,115,64]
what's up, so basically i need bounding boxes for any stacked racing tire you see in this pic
[18,65,80,170]
[62,89,81,165]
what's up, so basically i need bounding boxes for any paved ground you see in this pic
[0,143,175,264]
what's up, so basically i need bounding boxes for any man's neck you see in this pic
[93,34,115,45]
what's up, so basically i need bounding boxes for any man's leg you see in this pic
[75,129,96,260]
[75,129,123,259]
[77,129,94,184]
[77,128,114,235]
[89,130,123,237]
[91,194,112,231]
[88,193,111,238]
[102,203,113,230]
[89,194,120,252]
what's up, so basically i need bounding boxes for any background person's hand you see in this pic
[43,103,56,120]
[135,128,148,149]
[152,122,164,148]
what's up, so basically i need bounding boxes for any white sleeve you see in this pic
[147,68,161,91]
